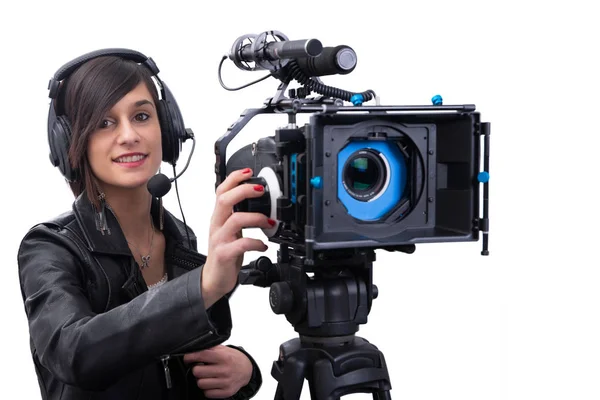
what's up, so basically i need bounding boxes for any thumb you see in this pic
[183,347,223,364]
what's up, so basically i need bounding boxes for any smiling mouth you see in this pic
[113,154,148,163]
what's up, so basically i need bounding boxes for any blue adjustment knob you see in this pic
[432,95,443,105]
[310,176,323,189]
[478,171,489,183]
[350,94,364,106]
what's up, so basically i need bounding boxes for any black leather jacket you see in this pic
[17,193,262,400]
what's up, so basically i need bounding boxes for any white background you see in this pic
[1,1,598,399]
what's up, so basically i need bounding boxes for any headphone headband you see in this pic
[47,48,160,100]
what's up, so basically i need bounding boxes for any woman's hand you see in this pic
[183,345,253,398]
[201,168,274,308]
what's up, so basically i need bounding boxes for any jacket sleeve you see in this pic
[226,345,262,400]
[17,223,231,391]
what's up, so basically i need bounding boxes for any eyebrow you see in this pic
[134,99,155,108]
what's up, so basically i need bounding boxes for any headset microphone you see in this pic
[147,173,172,198]
[147,128,196,198]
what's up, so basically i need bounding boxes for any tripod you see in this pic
[240,247,395,400]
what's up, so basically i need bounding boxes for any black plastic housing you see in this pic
[308,111,482,250]
[219,104,489,257]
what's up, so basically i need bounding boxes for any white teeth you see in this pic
[115,154,146,163]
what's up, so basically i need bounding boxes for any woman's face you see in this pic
[87,82,162,192]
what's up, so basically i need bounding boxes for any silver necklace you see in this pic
[127,219,155,269]
[107,203,155,269]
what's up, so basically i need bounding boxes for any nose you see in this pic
[116,119,141,145]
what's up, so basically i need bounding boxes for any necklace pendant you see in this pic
[141,255,151,269]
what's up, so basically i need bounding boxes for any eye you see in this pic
[99,119,114,129]
[134,112,150,122]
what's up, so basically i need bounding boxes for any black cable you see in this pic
[218,55,274,91]
[173,164,192,249]
[219,54,375,104]
[286,59,376,103]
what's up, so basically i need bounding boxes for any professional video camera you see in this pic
[215,30,491,400]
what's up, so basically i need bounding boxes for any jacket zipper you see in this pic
[159,328,215,390]
[161,355,172,389]
[172,255,201,270]
[158,249,209,391]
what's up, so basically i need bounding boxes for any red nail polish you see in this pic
[268,218,276,226]
[254,185,264,192]
[242,168,251,174]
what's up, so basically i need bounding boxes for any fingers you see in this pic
[183,352,203,365]
[196,378,223,390]
[204,388,237,399]
[194,374,238,398]
[192,364,225,379]
[211,237,268,264]
[212,182,266,228]
[215,168,253,197]
[224,237,268,256]
[183,347,223,364]
[216,212,275,240]
[184,345,251,399]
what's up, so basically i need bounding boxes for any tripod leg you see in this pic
[272,355,307,400]
[374,390,392,400]
[307,378,341,400]
[274,384,285,400]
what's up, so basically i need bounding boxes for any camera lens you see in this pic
[347,157,378,191]
[342,149,388,201]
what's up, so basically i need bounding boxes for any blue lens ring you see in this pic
[337,141,407,221]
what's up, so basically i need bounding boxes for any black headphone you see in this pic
[47,48,189,182]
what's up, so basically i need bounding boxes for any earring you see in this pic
[156,167,165,231]
[95,191,111,235]
[159,197,164,231]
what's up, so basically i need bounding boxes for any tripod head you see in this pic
[239,245,414,338]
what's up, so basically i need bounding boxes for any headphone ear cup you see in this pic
[159,83,185,165]
[48,116,78,182]
[157,100,175,164]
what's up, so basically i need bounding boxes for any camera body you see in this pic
[215,30,490,263]
[219,102,490,261]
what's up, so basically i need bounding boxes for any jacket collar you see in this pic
[71,192,188,256]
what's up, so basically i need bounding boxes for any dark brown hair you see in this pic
[56,56,160,210]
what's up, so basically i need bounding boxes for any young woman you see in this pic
[17,49,273,399]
